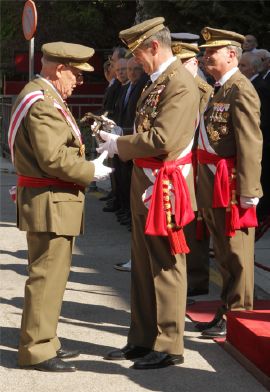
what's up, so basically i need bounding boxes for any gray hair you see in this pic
[142,27,172,49]
[241,52,263,73]
[227,45,242,61]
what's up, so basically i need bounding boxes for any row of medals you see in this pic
[206,103,230,142]
[137,90,160,133]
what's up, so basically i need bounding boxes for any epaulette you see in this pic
[43,88,55,102]
[199,80,211,92]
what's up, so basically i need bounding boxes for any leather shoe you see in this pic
[194,307,225,331]
[133,350,184,369]
[201,319,227,338]
[22,357,76,372]
[187,288,209,297]
[104,344,150,360]
[56,348,80,359]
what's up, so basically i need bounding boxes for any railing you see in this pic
[0,94,103,157]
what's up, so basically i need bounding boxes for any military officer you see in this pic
[97,17,200,369]
[172,39,213,300]
[195,28,263,338]
[8,42,112,372]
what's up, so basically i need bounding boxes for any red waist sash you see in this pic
[197,149,235,208]
[17,175,84,191]
[197,149,257,236]
[134,153,194,255]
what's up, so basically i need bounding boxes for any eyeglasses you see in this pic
[76,73,83,83]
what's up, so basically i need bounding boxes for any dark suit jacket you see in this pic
[102,78,122,119]
[118,73,149,135]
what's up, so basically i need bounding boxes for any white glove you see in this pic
[92,151,114,181]
[240,196,259,209]
[96,130,119,158]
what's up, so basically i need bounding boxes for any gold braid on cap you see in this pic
[122,23,165,52]
[171,43,182,55]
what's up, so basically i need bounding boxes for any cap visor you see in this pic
[70,62,94,72]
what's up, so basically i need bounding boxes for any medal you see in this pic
[79,144,85,156]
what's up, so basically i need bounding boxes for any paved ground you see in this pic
[1,157,269,392]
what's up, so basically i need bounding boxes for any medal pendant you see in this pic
[79,144,85,156]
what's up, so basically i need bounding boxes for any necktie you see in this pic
[124,83,133,107]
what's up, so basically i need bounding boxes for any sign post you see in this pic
[22,0,37,81]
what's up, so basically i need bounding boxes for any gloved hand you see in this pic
[240,196,259,209]
[96,131,119,158]
[92,151,114,181]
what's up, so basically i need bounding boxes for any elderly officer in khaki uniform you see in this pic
[8,42,112,372]
[195,28,263,338]
[172,39,213,300]
[97,17,200,369]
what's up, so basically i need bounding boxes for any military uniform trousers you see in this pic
[18,232,74,366]
[202,208,255,311]
[184,213,210,293]
[128,213,187,355]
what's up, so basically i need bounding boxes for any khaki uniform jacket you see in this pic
[195,74,213,115]
[197,70,263,208]
[117,59,200,215]
[13,77,94,235]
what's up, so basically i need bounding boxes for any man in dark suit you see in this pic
[114,58,149,271]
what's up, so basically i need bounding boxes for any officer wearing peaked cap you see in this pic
[171,38,213,300]
[99,17,200,369]
[9,42,112,372]
[195,27,263,338]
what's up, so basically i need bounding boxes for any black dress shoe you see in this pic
[201,319,227,338]
[187,288,209,297]
[194,306,226,331]
[133,351,184,370]
[23,357,76,372]
[104,344,150,360]
[56,348,80,359]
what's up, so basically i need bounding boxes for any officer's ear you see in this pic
[55,63,66,79]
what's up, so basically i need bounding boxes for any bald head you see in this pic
[239,52,262,79]
[243,35,258,52]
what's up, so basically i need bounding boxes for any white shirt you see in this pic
[150,56,177,83]
[216,67,238,86]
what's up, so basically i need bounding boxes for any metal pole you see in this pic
[29,37,34,81]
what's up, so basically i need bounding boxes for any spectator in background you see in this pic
[238,52,263,87]
[114,57,149,272]
[101,46,128,209]
[242,34,259,53]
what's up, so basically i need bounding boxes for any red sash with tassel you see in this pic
[134,153,194,255]
[197,149,257,236]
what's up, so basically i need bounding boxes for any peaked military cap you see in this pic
[119,17,165,52]
[200,27,244,48]
[171,42,200,59]
[42,42,95,72]
[171,32,200,44]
